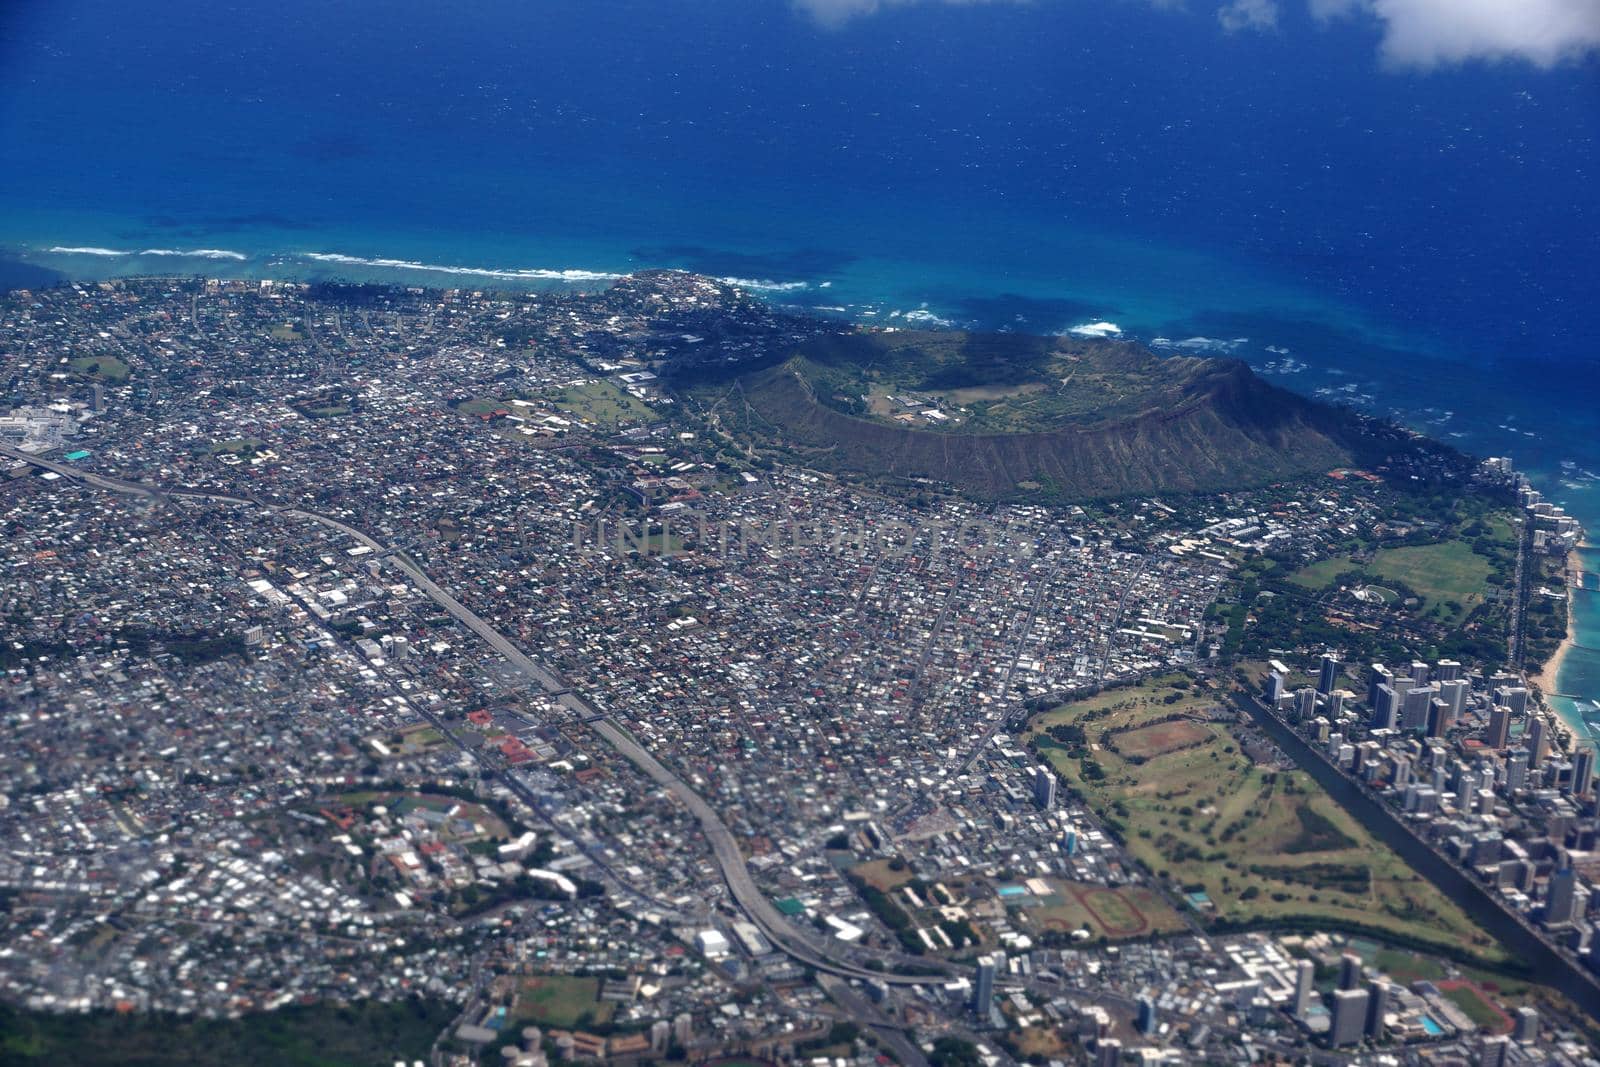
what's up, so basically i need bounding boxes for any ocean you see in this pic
[2,0,1597,729]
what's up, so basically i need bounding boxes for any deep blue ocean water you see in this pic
[2,0,1598,726]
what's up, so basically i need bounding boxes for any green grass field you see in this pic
[511,976,612,1029]
[552,380,657,430]
[1289,539,1495,626]
[1288,557,1356,591]
[68,355,130,381]
[853,858,914,893]
[1368,541,1492,622]
[1370,947,1446,985]
[1442,982,1513,1032]
[208,438,266,455]
[1027,676,1506,963]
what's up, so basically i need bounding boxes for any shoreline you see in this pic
[1532,550,1581,698]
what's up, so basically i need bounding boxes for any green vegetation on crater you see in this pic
[686,328,1428,501]
[780,330,1197,433]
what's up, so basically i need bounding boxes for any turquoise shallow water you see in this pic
[1551,548,1600,745]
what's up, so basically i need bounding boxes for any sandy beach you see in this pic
[1532,551,1581,697]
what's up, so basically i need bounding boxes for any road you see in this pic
[954,561,1059,776]
[816,974,930,1067]
[1510,512,1531,671]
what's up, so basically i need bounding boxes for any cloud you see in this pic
[1312,0,1600,67]
[791,0,1028,28]
[1218,0,1279,31]
[792,0,1600,70]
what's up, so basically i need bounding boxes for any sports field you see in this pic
[1018,878,1185,941]
[511,976,612,1029]
[1109,718,1212,759]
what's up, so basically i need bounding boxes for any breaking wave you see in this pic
[299,251,625,283]
[1149,335,1247,353]
[715,276,809,292]
[141,248,248,260]
[38,243,812,292]
[1066,321,1122,339]
[46,245,247,260]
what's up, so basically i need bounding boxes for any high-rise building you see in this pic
[973,954,1000,1015]
[1410,660,1430,686]
[1330,988,1370,1048]
[1546,867,1580,927]
[1136,994,1157,1036]
[1440,678,1468,718]
[1318,653,1342,696]
[1513,1005,1540,1043]
[673,1012,694,1047]
[1487,706,1511,750]
[1572,747,1596,799]
[1506,749,1530,792]
[1391,755,1412,789]
[1096,1038,1122,1067]
[1338,952,1362,990]
[1427,697,1454,737]
[1293,959,1315,1019]
[1480,1035,1510,1067]
[1372,685,1398,731]
[1434,659,1462,682]
[1268,670,1286,703]
[1527,718,1548,767]
[1402,684,1438,732]
[1368,663,1393,708]
[1495,686,1530,715]
[1033,766,1057,810]
[1294,688,1318,723]
[1365,979,1390,1040]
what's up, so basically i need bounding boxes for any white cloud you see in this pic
[793,0,1600,70]
[791,0,1027,28]
[1218,0,1279,31]
[1312,0,1600,68]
